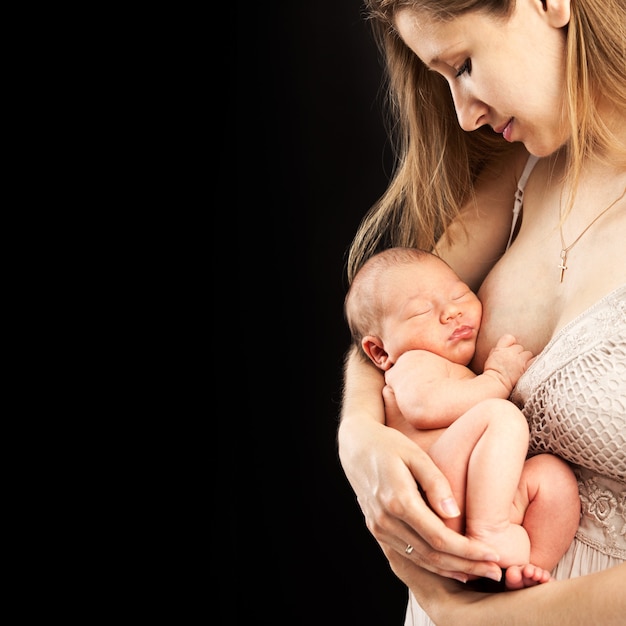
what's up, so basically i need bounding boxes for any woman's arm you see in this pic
[338,345,503,582]
[383,547,626,626]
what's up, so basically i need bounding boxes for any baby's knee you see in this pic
[479,398,529,436]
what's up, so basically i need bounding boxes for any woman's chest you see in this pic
[473,198,626,371]
[473,260,558,371]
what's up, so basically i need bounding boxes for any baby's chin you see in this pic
[455,342,477,366]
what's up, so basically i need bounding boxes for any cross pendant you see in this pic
[558,249,568,283]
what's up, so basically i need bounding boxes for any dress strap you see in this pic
[506,154,540,250]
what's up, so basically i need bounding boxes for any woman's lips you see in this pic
[501,118,514,142]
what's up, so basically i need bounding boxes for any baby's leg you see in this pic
[428,398,531,566]
[505,453,581,590]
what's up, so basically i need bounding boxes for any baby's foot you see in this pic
[505,564,553,590]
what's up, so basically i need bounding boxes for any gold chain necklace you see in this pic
[558,186,626,282]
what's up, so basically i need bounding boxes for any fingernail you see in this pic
[451,573,468,583]
[483,553,499,562]
[486,568,502,582]
[441,498,460,517]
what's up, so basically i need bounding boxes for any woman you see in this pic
[338,0,626,624]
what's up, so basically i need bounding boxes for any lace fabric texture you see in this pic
[512,284,626,560]
[573,468,625,560]
[512,285,626,481]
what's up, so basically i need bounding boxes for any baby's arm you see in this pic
[481,334,534,390]
[386,335,533,429]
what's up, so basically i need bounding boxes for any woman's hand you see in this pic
[338,347,503,582]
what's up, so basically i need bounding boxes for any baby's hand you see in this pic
[483,334,534,390]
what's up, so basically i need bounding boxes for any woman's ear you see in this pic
[362,336,392,370]
[541,0,571,28]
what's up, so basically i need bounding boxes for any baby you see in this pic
[344,247,580,589]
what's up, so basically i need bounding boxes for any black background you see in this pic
[238,2,408,623]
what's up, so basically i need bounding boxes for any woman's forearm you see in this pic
[443,564,626,626]
[386,547,626,626]
[498,564,623,626]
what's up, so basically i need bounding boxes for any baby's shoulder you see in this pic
[396,350,472,379]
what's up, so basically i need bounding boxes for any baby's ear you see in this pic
[362,336,392,370]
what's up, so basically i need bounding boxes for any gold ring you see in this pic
[405,544,414,554]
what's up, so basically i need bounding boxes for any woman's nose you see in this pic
[450,84,487,132]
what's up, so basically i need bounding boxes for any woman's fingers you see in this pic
[387,519,503,582]
[384,543,470,586]
[365,492,502,580]
[362,453,503,581]
[405,447,463,520]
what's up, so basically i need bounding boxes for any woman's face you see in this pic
[395,0,570,156]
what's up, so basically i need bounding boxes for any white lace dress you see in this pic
[405,284,626,625]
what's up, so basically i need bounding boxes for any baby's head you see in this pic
[345,247,482,369]
[345,247,435,346]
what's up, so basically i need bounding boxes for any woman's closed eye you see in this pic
[455,58,472,78]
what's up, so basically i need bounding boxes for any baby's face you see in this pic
[380,257,482,366]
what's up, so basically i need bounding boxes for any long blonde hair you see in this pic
[346,0,626,283]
